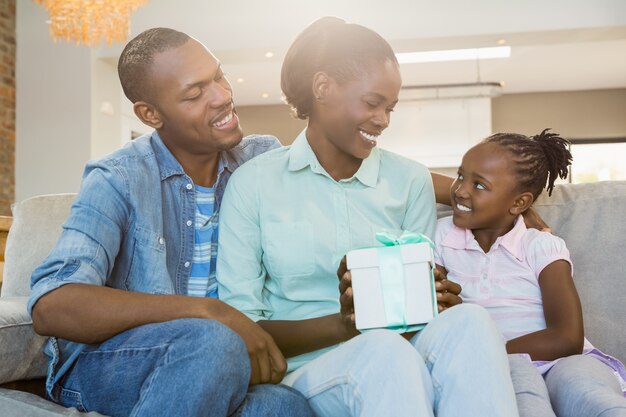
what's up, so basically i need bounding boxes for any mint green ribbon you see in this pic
[374,231,435,333]
[375,230,435,248]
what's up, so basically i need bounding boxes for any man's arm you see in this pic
[32,283,285,384]
[32,283,230,343]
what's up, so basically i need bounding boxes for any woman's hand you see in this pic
[337,256,358,330]
[434,265,463,312]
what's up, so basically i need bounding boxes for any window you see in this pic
[569,139,626,183]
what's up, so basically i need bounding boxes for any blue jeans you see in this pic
[511,353,626,417]
[283,304,519,417]
[51,319,313,417]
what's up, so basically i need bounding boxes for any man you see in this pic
[28,28,313,417]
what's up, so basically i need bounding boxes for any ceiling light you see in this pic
[34,0,148,46]
[261,93,269,98]
[497,39,507,45]
[399,82,503,101]
[236,78,245,83]
[396,46,511,64]
[265,52,274,58]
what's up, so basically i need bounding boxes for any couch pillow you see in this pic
[0,297,48,384]
[534,181,626,363]
[2,194,76,298]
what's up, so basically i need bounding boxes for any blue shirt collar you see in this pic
[287,129,380,187]
[151,131,230,182]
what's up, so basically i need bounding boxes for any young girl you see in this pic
[435,130,626,417]
[217,16,518,417]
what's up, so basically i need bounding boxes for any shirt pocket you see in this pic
[445,265,482,300]
[262,221,315,279]
[125,226,172,293]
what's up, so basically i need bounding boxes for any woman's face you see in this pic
[316,59,401,162]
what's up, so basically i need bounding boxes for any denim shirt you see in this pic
[28,131,280,397]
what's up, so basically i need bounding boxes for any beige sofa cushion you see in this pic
[0,297,48,384]
[0,194,76,384]
[534,181,626,363]
[2,194,76,298]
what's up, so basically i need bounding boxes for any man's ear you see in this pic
[133,101,163,129]
[510,192,534,216]
[312,71,331,102]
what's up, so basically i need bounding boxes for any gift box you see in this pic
[346,232,437,332]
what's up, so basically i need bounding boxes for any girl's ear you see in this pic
[312,71,331,102]
[510,192,535,216]
[134,101,163,129]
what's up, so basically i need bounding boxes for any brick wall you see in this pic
[0,0,15,216]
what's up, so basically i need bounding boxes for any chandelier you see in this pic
[34,0,148,46]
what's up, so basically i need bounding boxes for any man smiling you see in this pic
[28,28,313,417]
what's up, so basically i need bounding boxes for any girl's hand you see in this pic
[434,265,463,312]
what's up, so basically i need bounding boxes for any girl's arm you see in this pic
[505,260,584,360]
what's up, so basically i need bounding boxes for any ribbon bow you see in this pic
[375,230,434,248]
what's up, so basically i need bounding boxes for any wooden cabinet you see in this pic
[0,215,12,287]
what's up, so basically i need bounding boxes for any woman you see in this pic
[217,17,519,417]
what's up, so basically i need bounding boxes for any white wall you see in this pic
[16,1,91,201]
[380,98,492,168]
[16,1,127,201]
[91,58,122,160]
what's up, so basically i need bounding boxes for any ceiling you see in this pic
[96,0,626,106]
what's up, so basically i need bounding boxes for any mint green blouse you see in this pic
[217,130,436,371]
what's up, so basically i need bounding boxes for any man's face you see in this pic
[145,39,243,155]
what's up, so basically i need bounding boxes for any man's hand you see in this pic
[523,206,551,233]
[434,265,462,312]
[226,310,287,385]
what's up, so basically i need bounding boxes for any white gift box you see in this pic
[346,242,437,332]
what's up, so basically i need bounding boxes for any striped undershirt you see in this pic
[187,184,219,298]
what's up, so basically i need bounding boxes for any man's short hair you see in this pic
[118,28,190,103]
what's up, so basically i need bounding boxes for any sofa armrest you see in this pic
[0,297,48,384]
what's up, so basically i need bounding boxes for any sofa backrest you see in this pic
[533,181,626,363]
[1,194,77,298]
[3,184,625,363]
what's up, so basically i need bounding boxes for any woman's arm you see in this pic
[505,260,584,360]
[258,314,359,358]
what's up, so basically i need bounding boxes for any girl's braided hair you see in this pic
[484,129,572,199]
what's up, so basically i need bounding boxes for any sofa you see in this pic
[0,181,625,416]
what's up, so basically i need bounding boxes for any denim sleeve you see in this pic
[402,164,437,240]
[216,162,271,322]
[28,163,130,316]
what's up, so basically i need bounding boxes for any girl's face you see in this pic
[450,142,521,233]
[315,59,401,162]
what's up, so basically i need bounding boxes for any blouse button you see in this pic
[184,261,190,268]
[186,184,193,190]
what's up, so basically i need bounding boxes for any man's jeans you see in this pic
[51,319,313,417]
[282,304,519,417]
